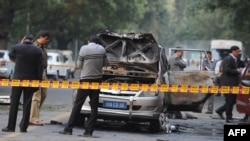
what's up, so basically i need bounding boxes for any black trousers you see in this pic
[216,94,237,120]
[7,86,37,131]
[65,79,101,134]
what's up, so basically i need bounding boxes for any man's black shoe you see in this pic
[59,130,72,135]
[205,111,213,114]
[20,129,27,133]
[2,127,15,132]
[83,132,92,137]
[226,120,234,123]
[215,110,224,120]
[19,124,27,133]
[227,117,236,120]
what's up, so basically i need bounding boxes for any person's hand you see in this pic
[237,68,243,73]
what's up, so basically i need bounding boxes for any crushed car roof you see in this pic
[97,30,160,79]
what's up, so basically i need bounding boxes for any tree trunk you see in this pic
[56,37,70,50]
[0,38,7,50]
[0,1,17,49]
[55,33,72,50]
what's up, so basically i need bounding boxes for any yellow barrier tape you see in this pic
[121,83,128,91]
[21,80,29,87]
[101,82,109,90]
[1,79,9,86]
[130,83,139,91]
[170,85,178,92]
[111,83,119,90]
[31,80,39,88]
[1,79,250,94]
[190,85,199,93]
[141,84,149,91]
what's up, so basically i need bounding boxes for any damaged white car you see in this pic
[74,30,215,133]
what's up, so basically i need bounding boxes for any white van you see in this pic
[210,39,245,60]
[61,50,75,78]
[47,52,70,80]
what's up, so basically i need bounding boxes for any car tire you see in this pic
[149,120,161,133]
[149,113,168,133]
[70,71,75,79]
[8,70,13,79]
[54,71,59,80]
[63,70,70,80]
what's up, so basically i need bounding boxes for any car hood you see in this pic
[97,30,160,80]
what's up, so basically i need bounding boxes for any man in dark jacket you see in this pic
[2,35,43,133]
[215,46,241,123]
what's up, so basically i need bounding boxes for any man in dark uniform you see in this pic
[30,30,50,126]
[1,35,43,132]
[215,46,241,123]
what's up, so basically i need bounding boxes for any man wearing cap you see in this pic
[29,30,50,126]
[2,35,43,132]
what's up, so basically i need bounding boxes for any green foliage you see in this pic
[194,0,250,53]
[1,0,148,50]
[1,0,250,55]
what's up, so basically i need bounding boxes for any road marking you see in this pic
[0,111,70,141]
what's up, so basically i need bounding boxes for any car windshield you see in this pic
[0,52,4,58]
[211,49,230,60]
[47,56,52,61]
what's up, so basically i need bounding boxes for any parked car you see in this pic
[46,51,70,80]
[61,50,75,78]
[74,30,215,133]
[236,62,250,123]
[0,50,14,79]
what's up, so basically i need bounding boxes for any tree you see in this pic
[0,0,31,49]
[1,0,148,51]
[193,0,250,53]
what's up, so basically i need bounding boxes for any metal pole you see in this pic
[26,12,30,34]
[74,39,78,61]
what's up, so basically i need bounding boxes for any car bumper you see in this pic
[0,68,10,78]
[47,69,57,76]
[81,94,163,121]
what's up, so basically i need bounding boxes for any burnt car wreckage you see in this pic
[74,30,215,133]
